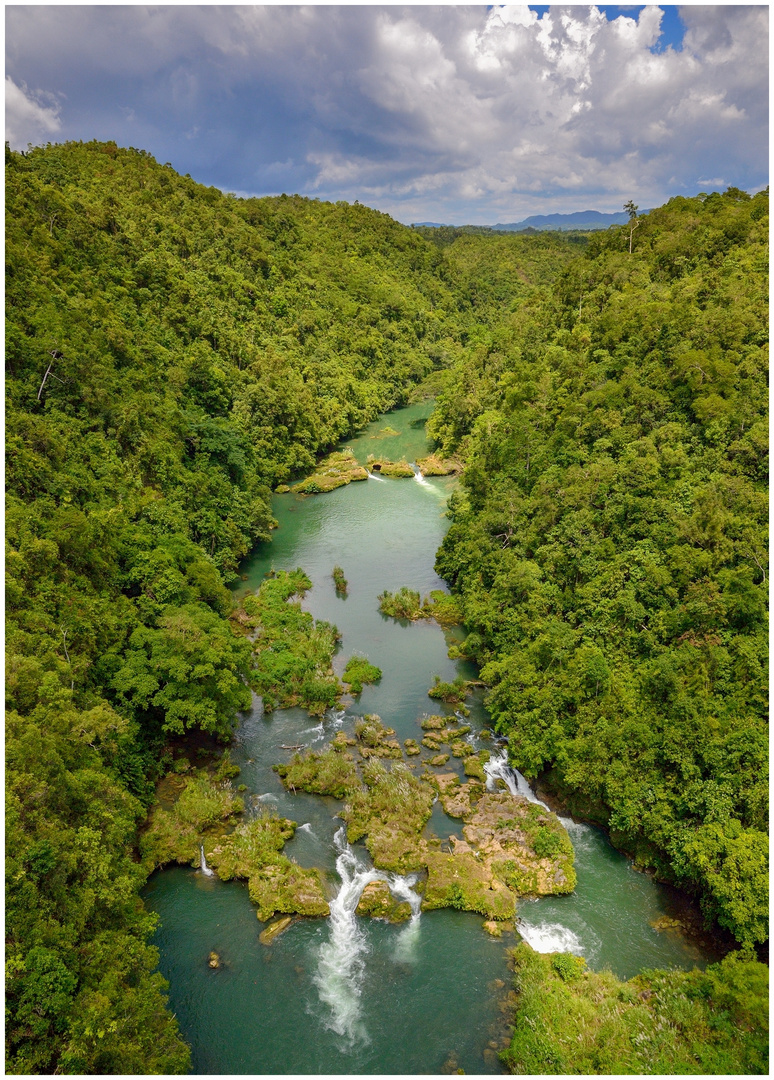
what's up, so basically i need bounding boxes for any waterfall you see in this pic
[485,748,552,810]
[313,828,381,1044]
[410,464,431,487]
[485,748,589,835]
[367,470,386,481]
[199,845,215,877]
[313,829,423,1043]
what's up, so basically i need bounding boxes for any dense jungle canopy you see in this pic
[5,141,768,1074]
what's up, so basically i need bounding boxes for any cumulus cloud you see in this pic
[4,5,768,221]
[5,76,61,148]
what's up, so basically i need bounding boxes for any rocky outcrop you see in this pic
[355,880,411,923]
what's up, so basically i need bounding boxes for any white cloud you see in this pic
[5,76,61,149]
[4,5,769,221]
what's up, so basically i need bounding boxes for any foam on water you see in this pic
[313,830,424,1044]
[518,921,584,955]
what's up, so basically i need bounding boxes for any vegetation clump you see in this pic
[140,773,245,871]
[501,943,769,1075]
[353,714,403,758]
[415,454,462,476]
[428,675,471,705]
[367,455,415,477]
[342,655,382,694]
[274,748,360,799]
[378,586,423,619]
[332,566,348,595]
[378,588,463,625]
[293,449,369,494]
[240,569,341,714]
[343,759,435,873]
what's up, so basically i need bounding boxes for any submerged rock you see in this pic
[259,915,293,945]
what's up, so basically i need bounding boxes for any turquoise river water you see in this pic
[143,402,722,1074]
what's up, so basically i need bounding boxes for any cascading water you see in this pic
[199,845,214,877]
[517,922,584,955]
[485,747,551,810]
[313,828,382,1044]
[410,464,431,488]
[387,872,423,964]
[313,828,423,1045]
[486,747,597,953]
[366,470,386,481]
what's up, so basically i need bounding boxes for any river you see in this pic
[143,401,721,1074]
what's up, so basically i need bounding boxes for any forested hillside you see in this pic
[4,140,479,1073]
[431,188,769,947]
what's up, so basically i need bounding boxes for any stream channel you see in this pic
[143,401,722,1074]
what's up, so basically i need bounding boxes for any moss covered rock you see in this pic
[422,850,516,920]
[355,880,412,922]
[342,760,434,874]
[248,861,330,921]
[463,792,576,896]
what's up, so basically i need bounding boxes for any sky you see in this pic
[5,4,769,224]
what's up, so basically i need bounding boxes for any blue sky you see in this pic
[5,5,769,224]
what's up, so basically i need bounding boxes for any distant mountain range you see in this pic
[412,209,651,232]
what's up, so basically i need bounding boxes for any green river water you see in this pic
[143,402,722,1074]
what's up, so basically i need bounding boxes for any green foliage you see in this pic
[241,569,341,713]
[332,565,348,595]
[274,748,360,800]
[502,943,768,1074]
[378,586,423,619]
[377,586,464,624]
[4,140,470,1072]
[342,655,382,694]
[113,603,252,737]
[428,674,470,705]
[431,187,769,944]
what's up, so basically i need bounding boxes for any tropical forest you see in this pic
[5,141,768,1074]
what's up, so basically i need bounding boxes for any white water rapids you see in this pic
[313,826,422,1045]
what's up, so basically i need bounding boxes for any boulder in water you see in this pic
[259,915,293,945]
[355,880,412,923]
